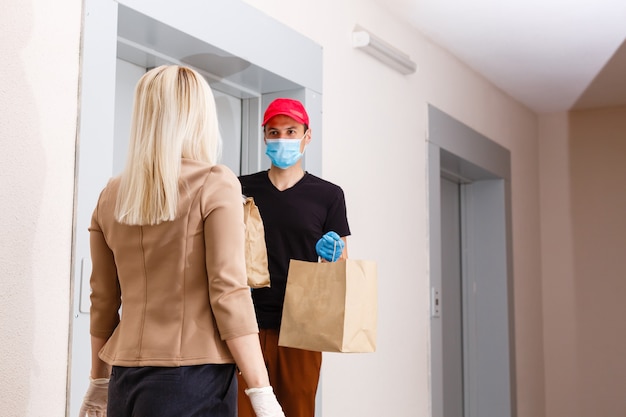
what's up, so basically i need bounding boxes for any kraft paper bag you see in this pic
[278,258,377,353]
[243,196,270,288]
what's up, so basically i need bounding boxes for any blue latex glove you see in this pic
[315,231,345,262]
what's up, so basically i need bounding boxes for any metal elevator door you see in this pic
[440,176,465,417]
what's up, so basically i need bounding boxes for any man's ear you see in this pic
[304,128,312,145]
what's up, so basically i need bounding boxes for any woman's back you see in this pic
[89,160,257,367]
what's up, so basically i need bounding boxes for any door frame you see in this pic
[427,104,517,417]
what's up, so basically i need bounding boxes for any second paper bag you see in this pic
[243,196,270,288]
[278,258,377,353]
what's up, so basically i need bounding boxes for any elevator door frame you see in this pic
[428,104,517,417]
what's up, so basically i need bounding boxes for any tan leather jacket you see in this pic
[89,159,258,367]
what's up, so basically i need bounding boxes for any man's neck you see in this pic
[268,164,305,191]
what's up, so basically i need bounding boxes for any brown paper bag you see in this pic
[243,196,270,288]
[278,258,377,352]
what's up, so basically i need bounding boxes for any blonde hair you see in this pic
[115,65,222,225]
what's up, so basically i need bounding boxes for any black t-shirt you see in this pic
[239,170,351,329]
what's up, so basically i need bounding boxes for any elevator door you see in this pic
[440,176,465,417]
[429,105,514,417]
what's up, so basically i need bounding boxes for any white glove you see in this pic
[245,386,285,417]
[78,377,109,417]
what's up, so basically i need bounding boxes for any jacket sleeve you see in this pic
[88,188,122,339]
[202,165,259,340]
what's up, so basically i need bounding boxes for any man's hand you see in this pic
[315,231,344,262]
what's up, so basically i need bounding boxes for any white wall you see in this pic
[0,0,545,416]
[0,1,81,416]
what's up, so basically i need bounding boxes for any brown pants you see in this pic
[237,328,322,417]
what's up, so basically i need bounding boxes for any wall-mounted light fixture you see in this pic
[352,27,417,75]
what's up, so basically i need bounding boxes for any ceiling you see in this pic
[382,0,626,114]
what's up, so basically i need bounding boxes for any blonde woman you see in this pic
[79,65,283,417]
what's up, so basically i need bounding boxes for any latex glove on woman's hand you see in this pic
[245,386,285,417]
[78,377,109,417]
[315,231,345,262]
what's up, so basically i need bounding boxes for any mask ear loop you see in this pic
[300,130,310,153]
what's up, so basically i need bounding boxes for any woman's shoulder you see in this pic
[97,176,121,203]
[182,159,238,184]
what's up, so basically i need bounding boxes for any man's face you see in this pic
[264,115,310,152]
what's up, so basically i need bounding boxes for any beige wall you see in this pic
[1,0,551,415]
[540,106,626,417]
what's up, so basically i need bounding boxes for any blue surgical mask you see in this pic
[265,137,305,169]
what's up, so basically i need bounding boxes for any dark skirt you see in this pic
[107,363,237,417]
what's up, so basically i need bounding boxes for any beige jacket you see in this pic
[89,159,258,367]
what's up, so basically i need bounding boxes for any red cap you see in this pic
[262,98,309,126]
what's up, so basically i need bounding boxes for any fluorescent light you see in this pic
[352,28,417,75]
